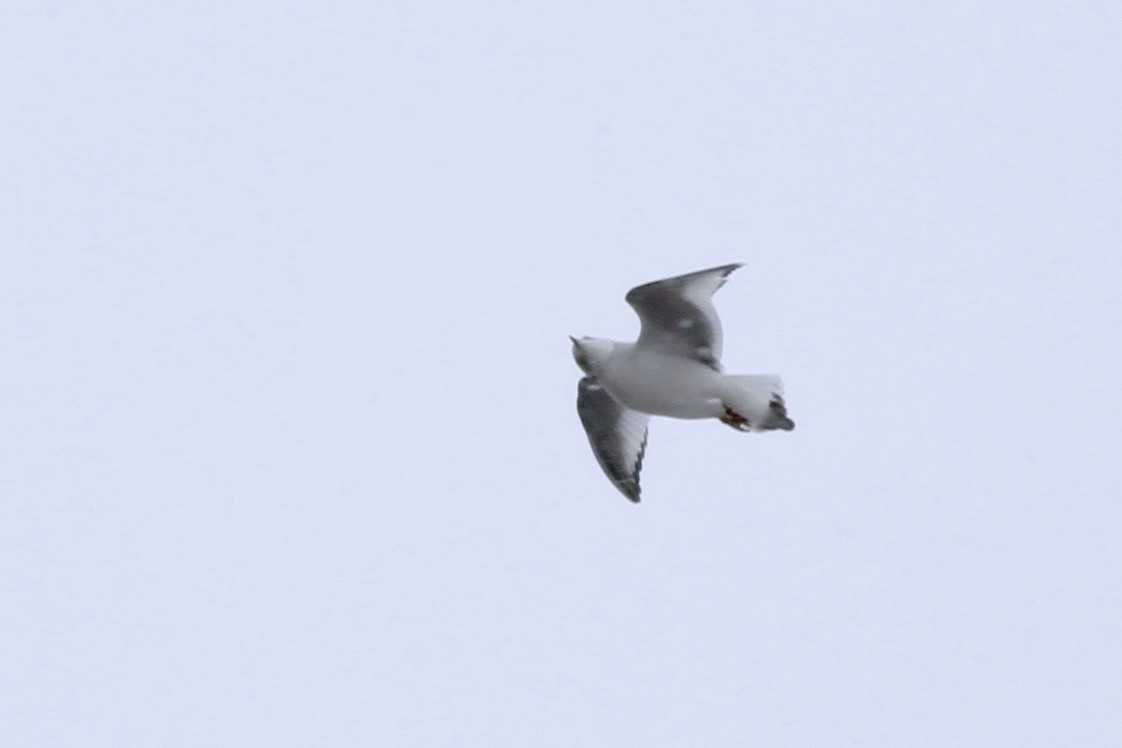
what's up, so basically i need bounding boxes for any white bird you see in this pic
[572,263,793,502]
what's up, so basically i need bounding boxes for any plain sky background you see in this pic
[3,2,1120,745]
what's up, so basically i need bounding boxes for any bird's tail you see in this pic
[718,375,794,432]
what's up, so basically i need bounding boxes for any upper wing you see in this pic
[576,376,650,503]
[625,263,742,370]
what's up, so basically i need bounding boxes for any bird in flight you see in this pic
[572,263,793,503]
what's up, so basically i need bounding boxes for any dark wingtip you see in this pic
[627,263,744,302]
[766,396,795,431]
[703,263,743,279]
[715,262,744,278]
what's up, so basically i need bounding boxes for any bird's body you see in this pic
[592,342,726,419]
[572,263,793,503]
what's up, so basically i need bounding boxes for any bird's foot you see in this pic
[721,406,753,432]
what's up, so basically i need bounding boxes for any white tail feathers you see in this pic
[719,374,794,432]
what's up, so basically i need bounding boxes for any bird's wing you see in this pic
[576,376,650,503]
[625,263,742,370]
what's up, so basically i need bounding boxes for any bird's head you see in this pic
[570,336,614,375]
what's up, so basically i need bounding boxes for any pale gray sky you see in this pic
[3,3,1120,745]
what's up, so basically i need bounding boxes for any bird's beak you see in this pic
[569,336,579,346]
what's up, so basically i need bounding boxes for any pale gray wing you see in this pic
[625,263,742,370]
[576,376,650,503]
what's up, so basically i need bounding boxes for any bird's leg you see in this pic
[720,406,753,432]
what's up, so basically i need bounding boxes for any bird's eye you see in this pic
[572,346,593,373]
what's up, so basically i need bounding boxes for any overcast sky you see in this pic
[3,3,1120,745]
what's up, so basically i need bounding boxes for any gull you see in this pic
[571,263,793,503]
